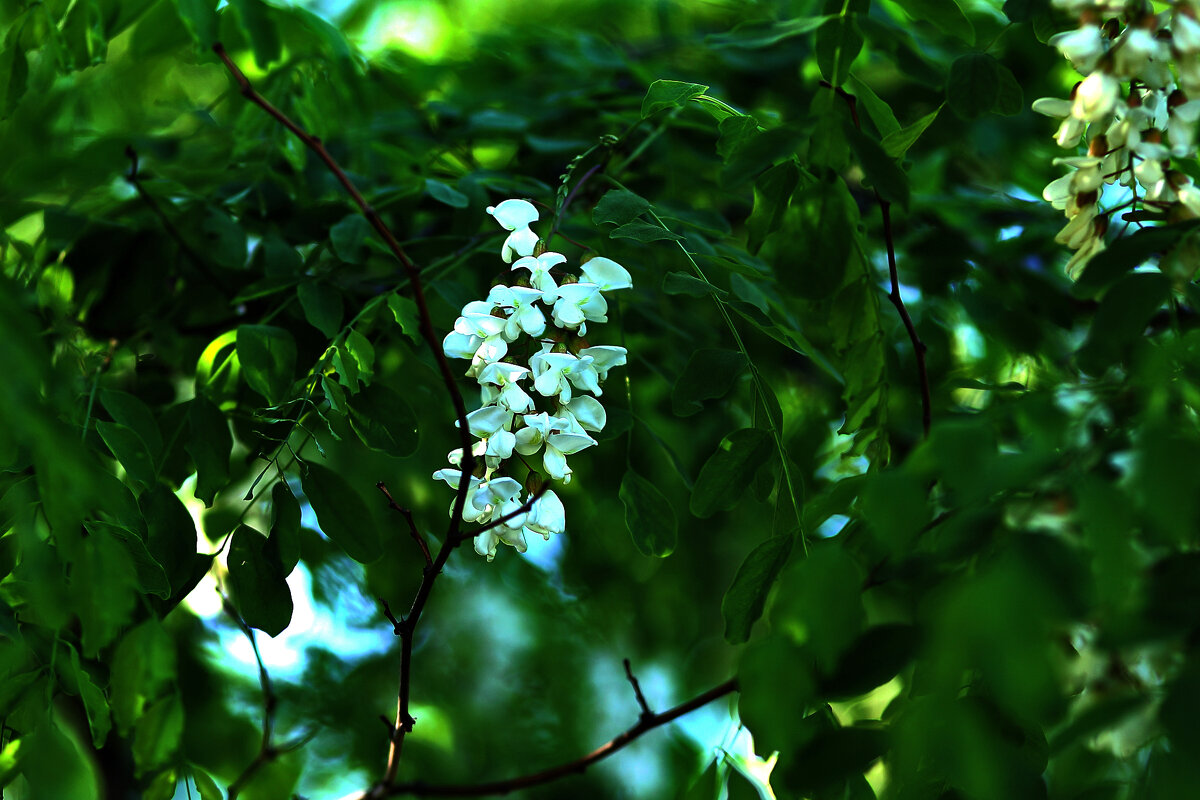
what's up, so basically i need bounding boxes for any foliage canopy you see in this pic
[3,0,1200,798]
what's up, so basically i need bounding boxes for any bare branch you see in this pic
[623,659,653,721]
[377,481,433,567]
[375,678,738,797]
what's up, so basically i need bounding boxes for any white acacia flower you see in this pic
[464,405,516,462]
[1175,12,1200,53]
[551,283,607,332]
[1052,155,1105,193]
[488,199,541,263]
[1056,204,1099,248]
[514,412,572,456]
[541,432,596,482]
[558,395,607,433]
[487,284,547,338]
[1033,96,1087,148]
[477,361,535,413]
[530,351,583,403]
[1073,72,1121,121]
[473,496,530,561]
[1169,100,1200,156]
[1113,28,1167,82]
[1049,26,1107,72]
[578,345,628,381]
[470,476,523,517]
[579,256,633,291]
[526,490,566,539]
[512,252,566,303]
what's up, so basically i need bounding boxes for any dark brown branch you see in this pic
[212,42,480,787]
[623,659,653,721]
[377,481,432,567]
[379,678,738,797]
[820,81,932,437]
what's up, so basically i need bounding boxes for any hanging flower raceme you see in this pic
[432,198,632,560]
[1037,2,1200,279]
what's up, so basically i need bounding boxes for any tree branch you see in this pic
[623,659,653,721]
[379,677,738,797]
[820,80,932,437]
[222,598,280,800]
[212,42,482,786]
[377,481,432,567]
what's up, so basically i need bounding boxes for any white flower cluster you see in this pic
[433,198,632,561]
[1036,1,1200,278]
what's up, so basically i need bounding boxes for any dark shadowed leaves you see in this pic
[673,348,748,416]
[237,325,297,405]
[301,462,382,563]
[620,469,677,557]
[691,428,774,518]
[722,534,793,643]
[228,524,293,637]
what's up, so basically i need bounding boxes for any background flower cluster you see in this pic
[1037,0,1200,278]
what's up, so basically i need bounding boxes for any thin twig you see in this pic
[821,81,932,437]
[622,659,653,721]
[222,598,280,800]
[125,147,232,295]
[377,482,432,567]
[380,678,738,797]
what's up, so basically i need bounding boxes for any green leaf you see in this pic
[881,104,943,158]
[641,79,709,118]
[186,395,231,507]
[738,636,815,752]
[237,325,297,405]
[192,768,224,800]
[426,178,469,208]
[690,429,775,518]
[717,115,761,163]
[818,623,919,698]
[1078,272,1170,374]
[706,16,836,49]
[270,482,301,576]
[69,647,112,748]
[843,122,910,208]
[609,220,683,242]
[592,188,651,227]
[1003,0,1045,23]
[174,0,220,51]
[139,486,199,595]
[73,529,139,655]
[341,329,376,387]
[301,462,382,563]
[722,535,793,643]
[133,694,184,776]
[947,53,1023,119]
[847,75,900,138]
[112,621,176,735]
[96,421,157,488]
[347,383,419,456]
[662,272,728,299]
[673,348,749,416]
[230,0,280,68]
[87,521,171,599]
[228,525,293,637]
[815,4,865,87]
[330,214,372,264]
[1074,220,1200,297]
[100,390,162,459]
[620,469,678,557]
[387,293,421,343]
[0,737,22,788]
[902,0,974,44]
[747,160,801,253]
[298,282,344,339]
[145,771,178,800]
